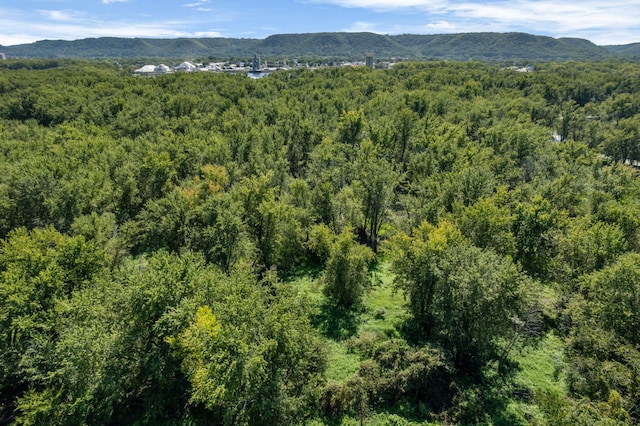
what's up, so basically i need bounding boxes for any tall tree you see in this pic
[354,140,398,252]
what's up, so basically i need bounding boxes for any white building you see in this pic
[134,65,157,75]
[175,61,196,72]
[155,64,171,74]
[134,64,172,76]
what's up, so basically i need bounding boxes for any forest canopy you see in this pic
[1,59,640,425]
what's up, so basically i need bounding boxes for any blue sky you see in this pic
[1,0,639,47]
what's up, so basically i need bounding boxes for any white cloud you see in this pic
[423,20,455,31]
[0,33,38,46]
[102,0,129,4]
[0,13,218,45]
[183,1,213,12]
[184,1,210,7]
[194,31,223,37]
[0,3,238,46]
[37,9,85,22]
[318,0,640,44]
[441,0,640,44]
[313,0,442,9]
[344,19,457,35]
[2,21,184,42]
[343,21,379,32]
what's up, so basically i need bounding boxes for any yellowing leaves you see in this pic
[193,305,221,339]
[168,305,220,349]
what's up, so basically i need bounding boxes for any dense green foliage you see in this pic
[1,32,634,61]
[0,59,640,424]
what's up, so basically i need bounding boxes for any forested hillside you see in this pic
[604,42,640,58]
[1,59,640,425]
[0,32,626,61]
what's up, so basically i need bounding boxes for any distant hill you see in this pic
[391,33,611,61]
[0,37,260,60]
[604,43,640,58]
[259,32,409,57]
[0,32,635,61]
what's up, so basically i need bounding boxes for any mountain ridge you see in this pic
[0,32,636,61]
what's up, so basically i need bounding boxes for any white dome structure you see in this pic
[155,64,171,73]
[175,61,196,72]
[134,65,156,74]
[134,64,172,76]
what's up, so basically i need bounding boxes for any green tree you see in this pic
[558,100,579,141]
[564,253,640,423]
[602,116,640,164]
[188,191,245,272]
[554,217,626,283]
[537,389,631,426]
[513,195,562,278]
[323,229,374,309]
[456,190,516,256]
[390,221,528,372]
[391,107,419,170]
[354,140,398,252]
[169,268,327,425]
[0,227,108,419]
[435,243,528,371]
[307,138,351,226]
[129,187,192,253]
[389,221,464,330]
[580,253,640,344]
[337,109,365,147]
[280,108,321,177]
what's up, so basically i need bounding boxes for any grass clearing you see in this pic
[295,260,571,425]
[502,332,568,423]
[292,260,408,384]
[325,340,362,381]
[360,261,408,337]
[514,332,567,396]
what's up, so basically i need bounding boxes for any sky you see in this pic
[1,0,639,47]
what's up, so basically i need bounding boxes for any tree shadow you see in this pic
[447,358,529,425]
[383,314,535,424]
[311,299,361,341]
[285,260,324,282]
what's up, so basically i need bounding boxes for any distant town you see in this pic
[133,53,386,77]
